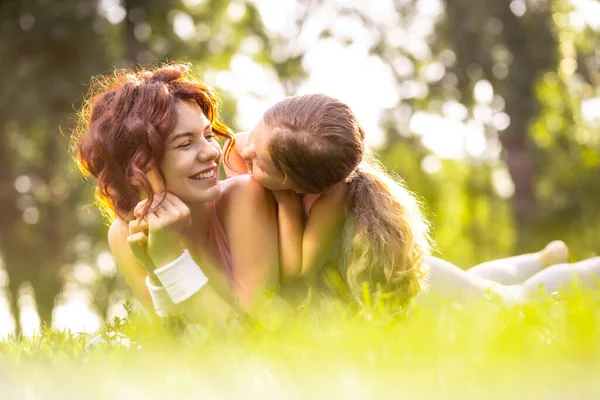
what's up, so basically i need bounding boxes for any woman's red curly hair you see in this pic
[71,62,234,222]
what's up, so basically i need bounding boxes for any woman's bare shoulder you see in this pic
[217,175,273,221]
[219,174,266,200]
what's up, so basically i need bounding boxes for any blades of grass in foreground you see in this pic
[1,287,600,399]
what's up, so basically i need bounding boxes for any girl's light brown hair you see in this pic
[263,94,431,306]
[71,63,233,222]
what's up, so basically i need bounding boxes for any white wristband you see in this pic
[145,276,176,317]
[153,249,209,304]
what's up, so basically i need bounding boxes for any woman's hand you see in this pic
[133,192,192,269]
[127,218,151,270]
[126,217,165,287]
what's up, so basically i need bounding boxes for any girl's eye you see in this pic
[177,142,192,149]
[205,134,215,141]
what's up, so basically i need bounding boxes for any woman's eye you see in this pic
[177,142,192,149]
[205,133,215,141]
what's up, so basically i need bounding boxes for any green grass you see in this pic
[2,288,600,399]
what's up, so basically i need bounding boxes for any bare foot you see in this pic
[539,240,569,268]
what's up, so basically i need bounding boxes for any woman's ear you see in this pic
[146,168,165,193]
[130,168,165,198]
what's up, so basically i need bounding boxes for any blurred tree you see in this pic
[528,0,600,258]
[433,0,600,256]
[437,0,558,250]
[374,0,562,259]
[0,0,112,335]
[119,0,306,123]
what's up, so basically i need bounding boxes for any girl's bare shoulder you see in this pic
[318,182,350,206]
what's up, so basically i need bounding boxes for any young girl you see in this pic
[224,94,431,306]
[227,93,600,306]
[72,63,281,321]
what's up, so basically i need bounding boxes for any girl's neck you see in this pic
[323,181,348,195]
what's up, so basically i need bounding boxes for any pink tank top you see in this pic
[209,200,233,279]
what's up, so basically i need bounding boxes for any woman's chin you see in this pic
[176,185,221,205]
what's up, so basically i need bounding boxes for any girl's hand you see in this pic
[133,192,192,268]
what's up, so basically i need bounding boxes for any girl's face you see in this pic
[240,118,294,191]
[159,100,222,204]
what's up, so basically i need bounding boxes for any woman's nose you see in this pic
[197,141,220,162]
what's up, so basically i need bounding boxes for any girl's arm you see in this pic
[272,190,304,280]
[300,186,348,278]
[299,184,349,279]
[275,184,349,281]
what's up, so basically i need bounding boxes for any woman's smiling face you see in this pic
[239,118,294,191]
[159,100,222,204]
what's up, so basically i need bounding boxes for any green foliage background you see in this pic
[0,0,598,335]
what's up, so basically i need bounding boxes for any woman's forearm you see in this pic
[147,250,243,325]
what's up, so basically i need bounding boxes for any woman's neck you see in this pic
[185,201,214,242]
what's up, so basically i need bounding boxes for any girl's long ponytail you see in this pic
[344,154,431,306]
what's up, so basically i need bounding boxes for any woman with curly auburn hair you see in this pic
[229,93,600,306]
[72,63,280,321]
